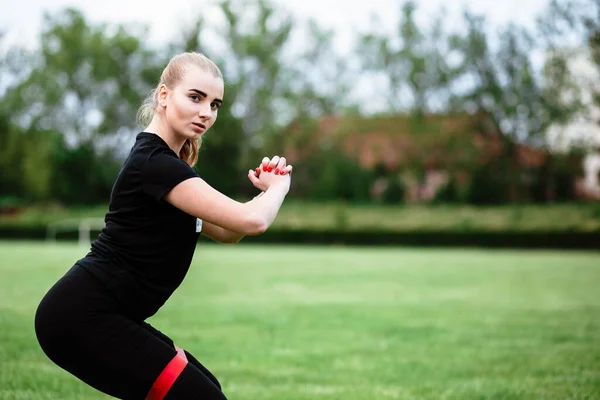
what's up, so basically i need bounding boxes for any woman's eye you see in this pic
[190,95,199,101]
[211,102,220,110]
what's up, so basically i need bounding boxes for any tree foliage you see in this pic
[0,0,594,205]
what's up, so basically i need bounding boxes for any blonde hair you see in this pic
[137,52,223,167]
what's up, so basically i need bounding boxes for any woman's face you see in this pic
[161,65,224,140]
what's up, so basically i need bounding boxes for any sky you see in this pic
[1,0,551,53]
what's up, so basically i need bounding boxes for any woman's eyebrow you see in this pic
[190,89,222,104]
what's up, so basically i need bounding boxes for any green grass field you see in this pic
[1,242,599,399]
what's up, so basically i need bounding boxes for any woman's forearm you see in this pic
[244,184,289,233]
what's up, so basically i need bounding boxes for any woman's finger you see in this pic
[261,157,270,172]
[281,165,293,175]
[268,155,280,172]
[248,169,261,185]
[275,157,286,175]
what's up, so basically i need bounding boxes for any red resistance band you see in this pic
[145,346,188,400]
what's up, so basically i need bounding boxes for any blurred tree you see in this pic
[286,18,355,118]
[3,8,158,149]
[0,8,160,203]
[355,2,589,203]
[0,118,61,202]
[50,138,122,203]
[540,49,585,129]
[538,0,600,150]
[448,13,557,202]
[359,1,458,113]
[216,0,294,165]
[538,0,600,56]
[2,0,593,205]
[0,114,24,198]
[449,14,546,145]
[275,17,357,166]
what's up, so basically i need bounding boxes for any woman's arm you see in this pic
[200,192,265,244]
[165,156,291,236]
[166,177,288,235]
[200,220,244,244]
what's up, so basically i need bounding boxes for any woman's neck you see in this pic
[145,117,185,156]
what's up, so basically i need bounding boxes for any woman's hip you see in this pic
[34,264,119,356]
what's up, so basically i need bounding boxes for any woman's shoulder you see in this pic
[122,133,196,182]
[135,132,167,150]
[126,132,171,162]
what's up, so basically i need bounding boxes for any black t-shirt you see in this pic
[76,132,201,321]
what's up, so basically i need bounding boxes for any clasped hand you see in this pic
[247,155,293,193]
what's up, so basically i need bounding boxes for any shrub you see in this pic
[298,149,373,202]
[382,177,405,204]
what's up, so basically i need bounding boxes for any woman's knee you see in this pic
[182,350,222,390]
[163,364,227,400]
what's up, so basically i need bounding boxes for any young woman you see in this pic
[34,52,293,400]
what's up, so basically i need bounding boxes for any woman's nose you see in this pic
[198,103,212,119]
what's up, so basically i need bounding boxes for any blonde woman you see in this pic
[35,52,292,400]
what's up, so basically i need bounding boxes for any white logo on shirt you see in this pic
[196,218,203,233]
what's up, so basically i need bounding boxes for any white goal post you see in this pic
[46,218,105,247]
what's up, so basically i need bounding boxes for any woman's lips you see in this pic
[192,122,206,132]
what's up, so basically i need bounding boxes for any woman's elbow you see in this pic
[244,213,268,235]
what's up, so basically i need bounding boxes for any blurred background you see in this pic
[1,2,600,399]
[1,0,599,247]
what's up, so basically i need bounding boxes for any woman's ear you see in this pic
[157,84,168,108]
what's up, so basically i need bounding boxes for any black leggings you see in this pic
[34,264,227,400]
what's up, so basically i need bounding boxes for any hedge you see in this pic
[1,226,599,250]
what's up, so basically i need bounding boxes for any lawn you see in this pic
[0,242,599,399]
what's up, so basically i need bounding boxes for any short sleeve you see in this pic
[142,150,200,202]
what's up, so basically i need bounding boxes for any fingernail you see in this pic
[262,165,267,171]
[275,169,280,175]
[268,166,273,172]
[255,167,260,175]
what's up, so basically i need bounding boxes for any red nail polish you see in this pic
[255,167,260,175]
[268,166,273,172]
[275,169,280,175]
[282,171,287,175]
[262,165,267,171]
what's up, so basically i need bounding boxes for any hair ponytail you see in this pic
[179,138,201,167]
[136,89,158,128]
